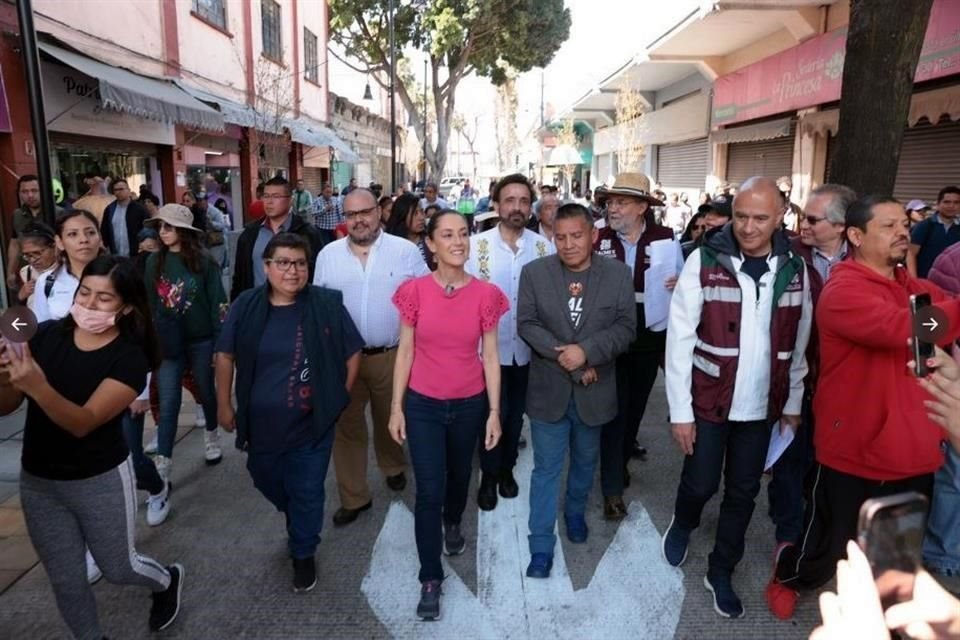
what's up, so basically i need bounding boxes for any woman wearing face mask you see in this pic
[16,223,58,306]
[388,210,506,621]
[144,204,227,482]
[0,256,185,638]
[29,210,102,323]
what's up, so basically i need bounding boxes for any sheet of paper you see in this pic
[644,239,681,331]
[764,421,795,471]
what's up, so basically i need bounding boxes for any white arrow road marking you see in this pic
[362,442,685,638]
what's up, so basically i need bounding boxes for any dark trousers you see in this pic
[479,364,528,475]
[775,463,934,591]
[767,393,816,544]
[405,389,487,582]
[600,349,660,497]
[120,410,164,495]
[673,418,770,576]
[246,429,335,560]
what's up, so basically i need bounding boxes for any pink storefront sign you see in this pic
[713,0,960,126]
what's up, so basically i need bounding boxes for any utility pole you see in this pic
[540,69,545,128]
[16,0,56,227]
[388,0,397,193]
[423,55,428,185]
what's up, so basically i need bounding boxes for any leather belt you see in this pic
[362,346,398,356]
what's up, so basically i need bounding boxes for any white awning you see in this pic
[710,117,793,144]
[800,86,960,138]
[39,42,224,132]
[285,119,360,163]
[175,82,258,128]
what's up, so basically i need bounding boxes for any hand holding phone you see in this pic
[910,294,934,377]
[858,491,928,608]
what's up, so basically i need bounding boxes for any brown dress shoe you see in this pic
[604,496,627,521]
[333,500,372,526]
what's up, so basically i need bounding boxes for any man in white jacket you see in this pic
[660,176,812,619]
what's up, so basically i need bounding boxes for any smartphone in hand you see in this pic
[858,491,928,607]
[910,293,934,377]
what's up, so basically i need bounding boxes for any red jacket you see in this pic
[814,260,960,480]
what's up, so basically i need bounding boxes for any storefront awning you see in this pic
[709,118,792,144]
[175,82,258,129]
[285,119,360,163]
[801,86,960,138]
[39,42,224,132]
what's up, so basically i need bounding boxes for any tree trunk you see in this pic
[828,0,933,195]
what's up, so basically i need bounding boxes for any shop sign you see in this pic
[713,0,960,126]
[42,62,175,145]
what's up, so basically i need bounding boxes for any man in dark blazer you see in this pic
[101,179,149,257]
[518,202,636,580]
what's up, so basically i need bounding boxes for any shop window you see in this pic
[304,28,319,84]
[261,0,282,62]
[192,0,227,31]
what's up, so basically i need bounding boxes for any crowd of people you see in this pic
[4,166,960,639]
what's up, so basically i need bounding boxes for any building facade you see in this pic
[0,0,358,231]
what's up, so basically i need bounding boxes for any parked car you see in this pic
[438,176,468,199]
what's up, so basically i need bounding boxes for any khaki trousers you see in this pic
[333,348,407,509]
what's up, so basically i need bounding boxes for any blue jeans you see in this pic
[120,410,164,495]
[528,397,602,556]
[923,444,960,574]
[673,418,769,577]
[405,388,487,583]
[768,394,815,544]
[245,429,334,559]
[156,339,218,458]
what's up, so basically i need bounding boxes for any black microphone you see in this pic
[445,284,455,297]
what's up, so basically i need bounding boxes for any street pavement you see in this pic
[0,373,827,639]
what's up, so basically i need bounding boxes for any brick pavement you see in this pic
[0,377,837,639]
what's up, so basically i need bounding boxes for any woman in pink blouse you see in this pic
[389,210,507,621]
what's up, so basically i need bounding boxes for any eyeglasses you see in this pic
[693,225,707,232]
[266,258,309,272]
[801,214,827,225]
[22,249,52,262]
[262,194,291,201]
[344,205,378,220]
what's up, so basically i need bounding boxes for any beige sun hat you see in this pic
[604,173,664,207]
[146,203,203,233]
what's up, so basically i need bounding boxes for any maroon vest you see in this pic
[692,245,806,424]
[594,223,675,294]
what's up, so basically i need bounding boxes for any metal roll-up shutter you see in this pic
[302,167,325,194]
[657,138,708,193]
[894,115,960,204]
[726,123,795,187]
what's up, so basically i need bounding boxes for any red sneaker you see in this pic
[766,542,799,620]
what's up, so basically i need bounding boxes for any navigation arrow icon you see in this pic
[362,444,686,638]
[11,318,26,332]
[922,318,939,332]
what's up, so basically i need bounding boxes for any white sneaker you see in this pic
[144,434,159,455]
[195,407,206,429]
[203,428,222,465]
[146,482,171,526]
[86,549,102,584]
[155,455,172,483]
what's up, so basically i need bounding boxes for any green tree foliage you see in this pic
[329,0,571,179]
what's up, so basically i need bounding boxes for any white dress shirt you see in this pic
[313,231,429,348]
[465,226,555,366]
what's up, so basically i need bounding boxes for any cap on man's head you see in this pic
[699,197,732,218]
[905,199,929,211]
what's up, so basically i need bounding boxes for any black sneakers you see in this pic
[417,580,442,620]
[293,557,317,593]
[149,563,184,632]
[443,523,466,556]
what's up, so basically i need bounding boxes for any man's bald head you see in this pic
[731,176,786,257]
[343,187,378,211]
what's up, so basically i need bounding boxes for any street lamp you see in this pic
[422,54,428,186]
[388,0,397,193]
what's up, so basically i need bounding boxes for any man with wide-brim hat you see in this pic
[593,172,674,521]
